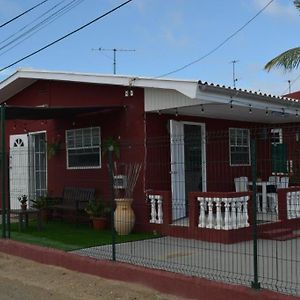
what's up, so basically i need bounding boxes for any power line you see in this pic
[0,0,85,56]
[0,0,49,29]
[0,0,133,73]
[156,0,275,78]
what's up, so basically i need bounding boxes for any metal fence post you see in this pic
[251,138,260,289]
[108,149,116,261]
[1,105,6,239]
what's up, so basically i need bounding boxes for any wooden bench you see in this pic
[50,187,95,223]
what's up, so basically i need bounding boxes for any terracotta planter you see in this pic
[21,204,27,210]
[92,217,107,230]
[114,198,135,235]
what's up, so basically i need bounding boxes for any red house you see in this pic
[1,69,300,242]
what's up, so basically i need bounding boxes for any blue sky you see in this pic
[0,0,299,96]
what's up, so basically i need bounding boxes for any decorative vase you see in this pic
[21,204,27,210]
[92,217,107,230]
[114,198,135,235]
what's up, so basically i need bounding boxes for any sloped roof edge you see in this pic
[0,68,298,106]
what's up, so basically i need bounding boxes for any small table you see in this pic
[248,181,275,213]
[10,208,42,232]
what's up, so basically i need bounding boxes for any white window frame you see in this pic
[229,128,251,166]
[271,128,283,144]
[66,127,101,170]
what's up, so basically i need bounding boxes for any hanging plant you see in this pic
[47,140,61,159]
[102,137,120,159]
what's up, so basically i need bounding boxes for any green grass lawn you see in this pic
[5,220,159,251]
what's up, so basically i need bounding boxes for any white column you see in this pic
[290,192,296,219]
[223,198,231,230]
[156,195,163,224]
[149,195,157,223]
[197,197,207,228]
[231,199,237,229]
[243,196,250,227]
[215,198,222,230]
[236,198,243,228]
[296,192,300,218]
[206,198,214,229]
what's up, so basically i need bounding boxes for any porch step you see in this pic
[259,228,300,241]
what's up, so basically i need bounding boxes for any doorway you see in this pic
[170,120,206,221]
[9,132,47,209]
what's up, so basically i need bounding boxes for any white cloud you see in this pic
[253,0,298,19]
[160,10,190,48]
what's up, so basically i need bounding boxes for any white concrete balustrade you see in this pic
[287,191,300,219]
[197,196,250,230]
[149,194,163,224]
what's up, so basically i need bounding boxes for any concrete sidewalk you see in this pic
[72,236,300,297]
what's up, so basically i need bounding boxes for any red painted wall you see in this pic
[145,113,276,193]
[5,80,146,225]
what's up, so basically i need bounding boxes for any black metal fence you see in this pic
[1,117,300,297]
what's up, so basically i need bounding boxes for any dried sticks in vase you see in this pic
[113,162,142,199]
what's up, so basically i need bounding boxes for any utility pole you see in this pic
[230,60,239,88]
[92,47,136,74]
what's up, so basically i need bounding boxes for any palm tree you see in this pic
[264,0,300,71]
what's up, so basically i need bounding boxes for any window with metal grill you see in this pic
[229,128,250,166]
[66,127,101,169]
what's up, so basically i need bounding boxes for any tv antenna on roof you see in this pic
[230,60,239,88]
[92,47,136,74]
[287,79,291,94]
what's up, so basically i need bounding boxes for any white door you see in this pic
[9,134,29,209]
[170,120,186,220]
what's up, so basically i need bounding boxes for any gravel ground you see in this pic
[0,253,183,300]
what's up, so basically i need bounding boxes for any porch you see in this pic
[145,187,300,244]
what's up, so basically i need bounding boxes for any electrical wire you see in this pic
[156,0,275,78]
[0,0,49,29]
[0,0,133,73]
[0,0,69,47]
[0,0,85,56]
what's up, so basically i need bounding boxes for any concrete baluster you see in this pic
[156,195,163,224]
[291,192,296,219]
[236,197,242,228]
[149,195,157,223]
[223,198,231,230]
[296,192,300,218]
[206,198,214,229]
[215,198,222,230]
[231,198,237,229]
[243,196,250,227]
[197,197,207,228]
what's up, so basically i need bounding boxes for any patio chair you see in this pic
[278,176,289,188]
[234,177,249,192]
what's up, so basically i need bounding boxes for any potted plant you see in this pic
[31,196,48,221]
[102,137,120,159]
[18,195,28,210]
[47,137,61,159]
[85,199,110,230]
[114,162,142,235]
